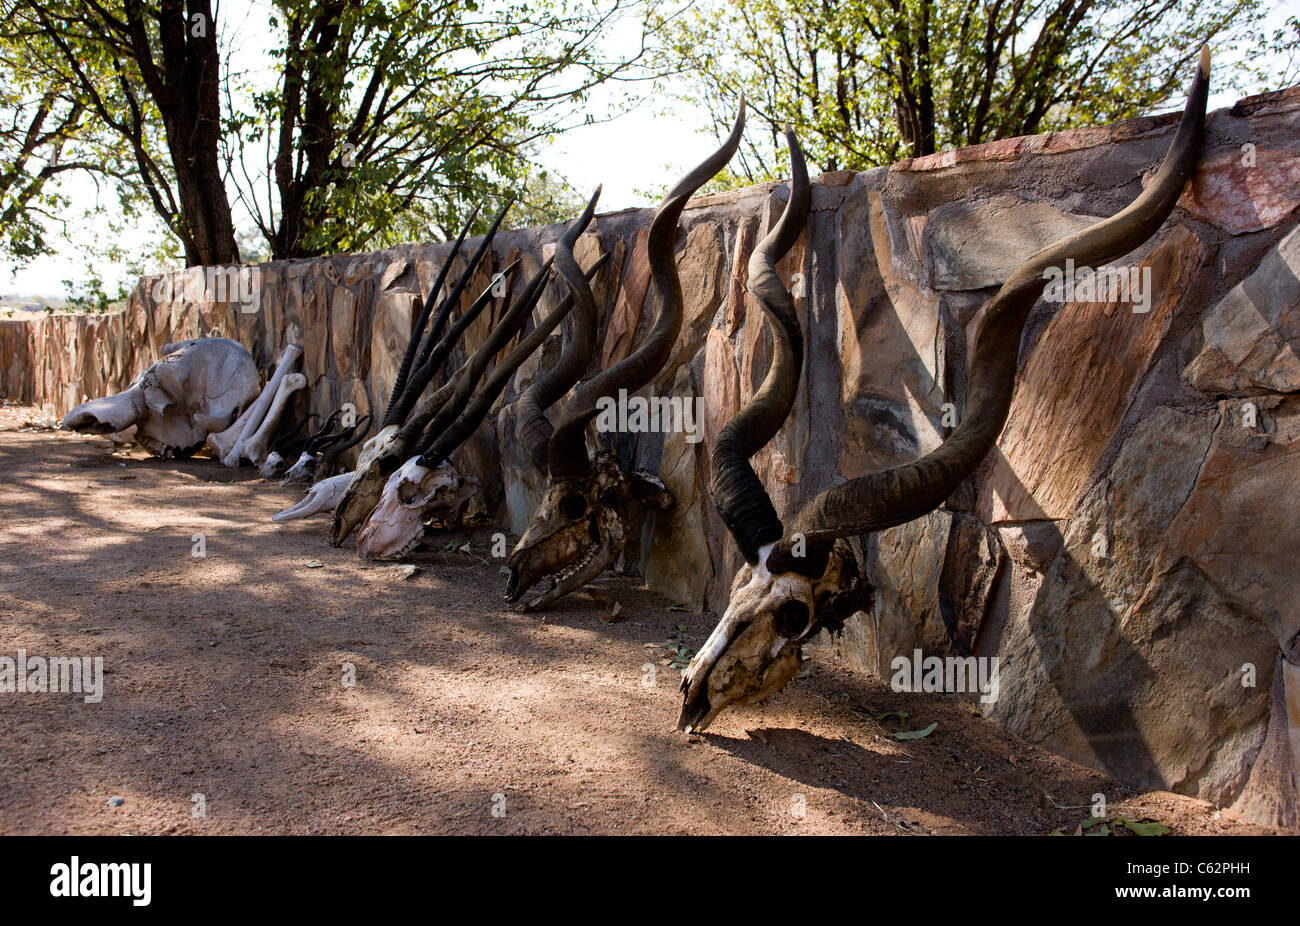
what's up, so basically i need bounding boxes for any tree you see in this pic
[230,0,647,259]
[0,21,134,265]
[5,0,651,269]
[6,0,241,265]
[655,0,1275,183]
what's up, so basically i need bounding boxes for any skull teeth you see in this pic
[555,542,598,584]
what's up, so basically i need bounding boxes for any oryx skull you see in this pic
[330,424,404,540]
[679,54,1211,732]
[63,337,259,458]
[355,457,480,560]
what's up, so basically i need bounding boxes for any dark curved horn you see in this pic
[418,253,610,468]
[271,411,320,456]
[303,409,344,454]
[767,48,1211,576]
[382,206,480,426]
[708,126,810,564]
[545,98,747,481]
[516,187,603,471]
[411,258,555,458]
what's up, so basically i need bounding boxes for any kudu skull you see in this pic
[504,100,747,611]
[678,51,1212,733]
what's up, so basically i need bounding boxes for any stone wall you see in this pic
[4,85,1299,826]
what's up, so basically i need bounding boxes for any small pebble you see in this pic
[108,796,125,807]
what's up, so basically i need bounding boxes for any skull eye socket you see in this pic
[773,600,810,638]
[561,492,587,521]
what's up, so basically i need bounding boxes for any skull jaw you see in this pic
[678,635,804,733]
[519,528,620,613]
[504,525,586,603]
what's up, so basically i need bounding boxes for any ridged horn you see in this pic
[418,254,610,468]
[516,187,602,471]
[545,98,747,481]
[707,125,810,564]
[381,205,480,426]
[767,48,1211,577]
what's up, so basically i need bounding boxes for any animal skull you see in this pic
[272,473,354,522]
[330,424,404,543]
[505,451,672,611]
[677,541,870,733]
[355,457,480,560]
[62,337,259,458]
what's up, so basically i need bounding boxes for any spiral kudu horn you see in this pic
[764,47,1212,578]
[708,124,810,565]
[515,188,603,471]
[543,98,747,482]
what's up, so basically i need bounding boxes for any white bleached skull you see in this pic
[677,540,871,733]
[355,457,480,560]
[62,338,259,457]
[331,424,404,544]
[272,472,354,522]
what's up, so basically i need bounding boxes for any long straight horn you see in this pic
[412,258,554,457]
[388,199,515,427]
[769,48,1211,576]
[382,205,480,427]
[546,98,747,482]
[708,126,810,564]
[516,187,603,471]
[412,199,514,375]
[392,264,522,447]
[418,254,611,468]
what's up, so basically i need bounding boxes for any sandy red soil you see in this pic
[0,404,1285,835]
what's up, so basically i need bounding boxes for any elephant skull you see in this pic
[63,337,259,458]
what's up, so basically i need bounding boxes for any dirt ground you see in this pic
[0,404,1286,835]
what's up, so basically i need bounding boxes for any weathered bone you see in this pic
[355,458,481,560]
[63,337,260,458]
[239,372,307,465]
[272,473,354,522]
[207,345,303,466]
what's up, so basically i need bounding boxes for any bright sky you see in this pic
[1,1,1293,299]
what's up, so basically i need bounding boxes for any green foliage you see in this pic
[232,0,649,257]
[653,0,1282,184]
